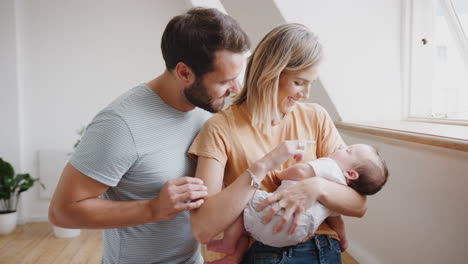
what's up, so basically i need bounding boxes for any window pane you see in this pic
[452,0,468,37]
[432,0,468,120]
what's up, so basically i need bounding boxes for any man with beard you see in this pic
[48,8,250,264]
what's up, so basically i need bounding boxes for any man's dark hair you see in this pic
[348,147,389,195]
[161,8,250,77]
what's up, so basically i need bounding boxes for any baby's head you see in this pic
[329,144,388,195]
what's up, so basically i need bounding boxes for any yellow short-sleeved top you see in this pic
[188,102,344,239]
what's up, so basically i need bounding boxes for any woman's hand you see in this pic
[259,140,315,171]
[256,177,325,234]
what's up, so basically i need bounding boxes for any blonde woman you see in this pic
[189,24,367,263]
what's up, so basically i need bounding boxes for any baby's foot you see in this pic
[206,239,236,255]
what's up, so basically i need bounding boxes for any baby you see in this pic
[205,144,388,264]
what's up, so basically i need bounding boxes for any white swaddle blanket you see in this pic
[243,158,347,247]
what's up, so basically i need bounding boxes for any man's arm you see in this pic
[48,162,208,229]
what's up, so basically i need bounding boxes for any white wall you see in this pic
[341,130,468,264]
[13,0,189,222]
[0,0,21,171]
[221,0,286,48]
[275,0,403,121]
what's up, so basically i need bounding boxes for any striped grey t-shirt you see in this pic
[70,84,211,264]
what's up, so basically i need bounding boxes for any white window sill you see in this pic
[335,120,468,152]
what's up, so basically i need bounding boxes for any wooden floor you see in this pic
[0,223,102,264]
[0,223,358,264]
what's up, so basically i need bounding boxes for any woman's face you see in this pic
[277,66,319,115]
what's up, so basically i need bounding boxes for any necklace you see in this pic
[279,112,286,120]
[272,112,286,125]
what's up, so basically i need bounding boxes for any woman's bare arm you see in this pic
[318,178,367,217]
[190,157,267,243]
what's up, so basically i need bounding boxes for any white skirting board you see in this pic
[18,216,48,224]
[38,149,72,199]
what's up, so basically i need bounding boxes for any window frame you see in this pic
[404,0,468,123]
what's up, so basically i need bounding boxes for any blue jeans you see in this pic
[241,235,342,264]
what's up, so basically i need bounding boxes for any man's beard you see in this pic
[184,78,227,113]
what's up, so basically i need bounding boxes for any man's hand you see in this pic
[150,177,208,222]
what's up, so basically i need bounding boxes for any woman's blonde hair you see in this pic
[233,23,323,135]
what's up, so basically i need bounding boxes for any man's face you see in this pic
[184,49,245,113]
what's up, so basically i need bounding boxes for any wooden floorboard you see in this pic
[0,222,359,263]
[343,251,360,264]
[0,223,102,264]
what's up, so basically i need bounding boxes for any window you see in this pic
[408,0,468,121]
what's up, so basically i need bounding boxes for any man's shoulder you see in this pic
[105,84,156,112]
[84,85,161,134]
[192,107,213,122]
[91,85,145,115]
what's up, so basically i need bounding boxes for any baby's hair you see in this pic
[348,146,388,195]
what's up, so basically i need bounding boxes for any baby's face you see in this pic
[329,144,374,170]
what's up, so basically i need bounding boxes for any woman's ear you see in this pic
[174,62,195,86]
[344,169,359,181]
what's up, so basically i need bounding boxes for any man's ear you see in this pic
[344,169,359,181]
[174,62,195,86]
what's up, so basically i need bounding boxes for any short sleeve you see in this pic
[188,114,229,167]
[307,158,347,185]
[70,111,138,187]
[314,105,345,158]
